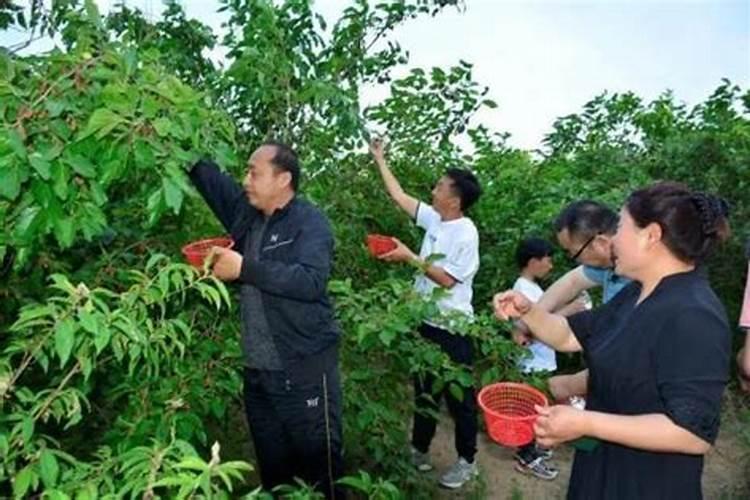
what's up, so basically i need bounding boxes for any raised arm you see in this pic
[494,291,582,352]
[537,266,597,313]
[369,139,420,218]
[188,159,255,232]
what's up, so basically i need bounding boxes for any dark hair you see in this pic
[263,141,300,191]
[554,200,619,240]
[625,181,730,263]
[445,168,482,211]
[516,237,555,269]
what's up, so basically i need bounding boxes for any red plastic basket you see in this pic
[181,237,234,268]
[365,234,397,257]
[477,382,548,447]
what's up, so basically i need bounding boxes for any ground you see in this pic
[428,399,750,500]
[218,394,750,499]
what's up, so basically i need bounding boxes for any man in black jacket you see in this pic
[188,142,343,498]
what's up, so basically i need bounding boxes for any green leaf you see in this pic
[199,285,222,311]
[132,139,155,169]
[212,279,231,309]
[7,128,26,158]
[20,415,34,444]
[378,329,396,347]
[84,0,103,29]
[100,158,125,185]
[29,152,51,180]
[13,206,42,243]
[175,457,208,471]
[0,162,23,200]
[66,155,96,178]
[53,218,75,249]
[45,490,70,500]
[146,189,165,226]
[51,162,69,200]
[39,449,60,488]
[80,355,93,380]
[54,318,77,367]
[0,50,14,79]
[13,304,55,329]
[448,382,464,403]
[152,117,173,137]
[162,176,183,214]
[79,108,125,140]
[77,203,107,240]
[89,181,108,205]
[0,435,8,456]
[93,326,111,354]
[78,310,99,334]
[45,99,66,118]
[13,466,34,498]
[50,119,72,140]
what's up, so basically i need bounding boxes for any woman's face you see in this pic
[612,208,652,279]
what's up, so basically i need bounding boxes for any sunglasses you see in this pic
[569,233,599,262]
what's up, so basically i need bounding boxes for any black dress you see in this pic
[566,269,730,499]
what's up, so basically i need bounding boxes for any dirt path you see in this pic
[424,407,749,499]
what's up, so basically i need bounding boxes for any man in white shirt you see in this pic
[370,139,481,490]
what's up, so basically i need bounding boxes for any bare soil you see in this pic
[425,404,750,500]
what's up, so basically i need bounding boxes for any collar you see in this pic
[265,195,298,221]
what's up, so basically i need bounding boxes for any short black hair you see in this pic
[445,168,482,211]
[554,200,618,240]
[263,141,300,191]
[516,237,555,269]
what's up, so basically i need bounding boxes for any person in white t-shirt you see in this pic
[369,138,481,490]
[510,238,587,480]
[513,238,559,373]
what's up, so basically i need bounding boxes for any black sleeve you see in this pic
[567,282,638,351]
[566,309,598,350]
[188,159,255,233]
[656,306,730,444]
[238,211,333,302]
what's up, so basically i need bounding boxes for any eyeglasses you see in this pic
[569,233,598,262]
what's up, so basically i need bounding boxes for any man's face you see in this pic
[557,228,613,268]
[243,145,290,211]
[431,175,461,215]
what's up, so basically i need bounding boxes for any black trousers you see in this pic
[243,347,344,499]
[411,323,478,462]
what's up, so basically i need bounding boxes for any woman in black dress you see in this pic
[494,182,731,499]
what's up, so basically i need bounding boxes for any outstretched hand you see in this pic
[377,237,418,264]
[369,137,386,165]
[492,290,533,320]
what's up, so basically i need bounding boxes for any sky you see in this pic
[2,0,748,150]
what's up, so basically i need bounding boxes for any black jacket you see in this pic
[188,160,340,364]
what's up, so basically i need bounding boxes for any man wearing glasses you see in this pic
[507,200,631,402]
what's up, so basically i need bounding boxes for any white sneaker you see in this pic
[410,446,433,472]
[439,457,479,489]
